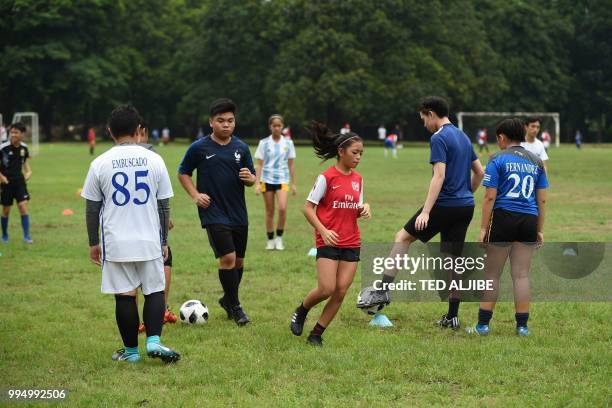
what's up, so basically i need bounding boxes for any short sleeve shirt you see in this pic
[521,139,549,161]
[254,135,296,184]
[429,124,477,207]
[0,141,29,183]
[178,135,255,227]
[483,146,548,216]
[307,166,363,248]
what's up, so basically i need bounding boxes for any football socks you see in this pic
[515,312,529,328]
[447,298,461,319]
[20,214,30,240]
[115,295,139,348]
[143,291,165,337]
[478,308,493,326]
[1,216,8,240]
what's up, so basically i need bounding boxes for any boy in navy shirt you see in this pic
[472,118,548,336]
[379,96,484,329]
[178,99,256,326]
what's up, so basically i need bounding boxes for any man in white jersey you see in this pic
[81,105,180,364]
[521,117,548,173]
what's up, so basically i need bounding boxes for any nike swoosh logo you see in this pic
[332,185,340,189]
[206,154,216,159]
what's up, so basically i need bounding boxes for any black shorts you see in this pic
[164,246,173,267]
[404,205,474,256]
[486,208,538,245]
[316,246,360,262]
[1,181,29,206]
[205,224,248,259]
[260,182,288,193]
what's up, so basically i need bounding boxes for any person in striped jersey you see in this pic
[254,114,297,250]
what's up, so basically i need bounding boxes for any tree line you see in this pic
[1,0,610,142]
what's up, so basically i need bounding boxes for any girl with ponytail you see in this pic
[289,121,371,347]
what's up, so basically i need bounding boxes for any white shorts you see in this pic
[101,257,165,295]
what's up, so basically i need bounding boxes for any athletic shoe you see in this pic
[275,236,285,251]
[23,236,33,244]
[1,235,7,243]
[437,314,460,330]
[164,309,178,324]
[232,305,250,326]
[219,296,233,319]
[266,239,275,250]
[306,334,323,347]
[112,348,141,363]
[466,323,490,336]
[290,308,306,336]
[138,323,146,333]
[146,342,181,363]
[516,326,530,336]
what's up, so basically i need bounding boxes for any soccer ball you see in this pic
[356,287,390,315]
[361,303,386,316]
[179,300,209,324]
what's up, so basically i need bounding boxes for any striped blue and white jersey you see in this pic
[254,135,296,184]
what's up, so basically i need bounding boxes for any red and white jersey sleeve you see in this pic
[307,166,363,248]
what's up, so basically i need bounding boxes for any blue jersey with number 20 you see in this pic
[483,146,548,216]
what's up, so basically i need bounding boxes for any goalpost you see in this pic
[457,112,560,148]
[11,112,39,156]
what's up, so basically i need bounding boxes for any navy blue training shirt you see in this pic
[429,123,478,207]
[178,135,255,227]
[483,146,548,216]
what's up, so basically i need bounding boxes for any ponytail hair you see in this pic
[307,121,363,161]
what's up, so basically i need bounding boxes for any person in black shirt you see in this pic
[178,98,256,326]
[0,123,33,244]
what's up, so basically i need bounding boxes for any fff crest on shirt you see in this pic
[234,150,241,163]
[352,181,360,192]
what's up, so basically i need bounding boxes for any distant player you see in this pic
[0,123,33,244]
[377,124,387,140]
[379,96,484,329]
[0,123,7,143]
[521,117,548,172]
[575,130,582,149]
[471,118,548,336]
[254,114,297,251]
[541,129,551,151]
[88,127,96,156]
[135,122,178,332]
[161,127,170,145]
[282,125,292,139]
[178,98,256,326]
[384,133,398,158]
[477,128,489,154]
[340,122,351,135]
[81,105,180,363]
[289,122,371,347]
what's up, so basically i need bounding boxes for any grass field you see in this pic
[1,142,611,406]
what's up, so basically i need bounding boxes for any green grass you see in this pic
[0,142,610,406]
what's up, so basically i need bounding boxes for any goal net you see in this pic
[457,112,560,148]
[11,112,39,156]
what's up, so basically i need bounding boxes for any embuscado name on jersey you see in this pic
[112,157,148,169]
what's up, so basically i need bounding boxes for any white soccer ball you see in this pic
[179,299,209,324]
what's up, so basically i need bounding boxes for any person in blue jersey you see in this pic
[254,114,297,251]
[178,98,256,326]
[470,118,548,337]
[378,96,484,329]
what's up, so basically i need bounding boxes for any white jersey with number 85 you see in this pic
[81,144,173,262]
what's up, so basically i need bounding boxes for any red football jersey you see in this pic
[307,166,364,248]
